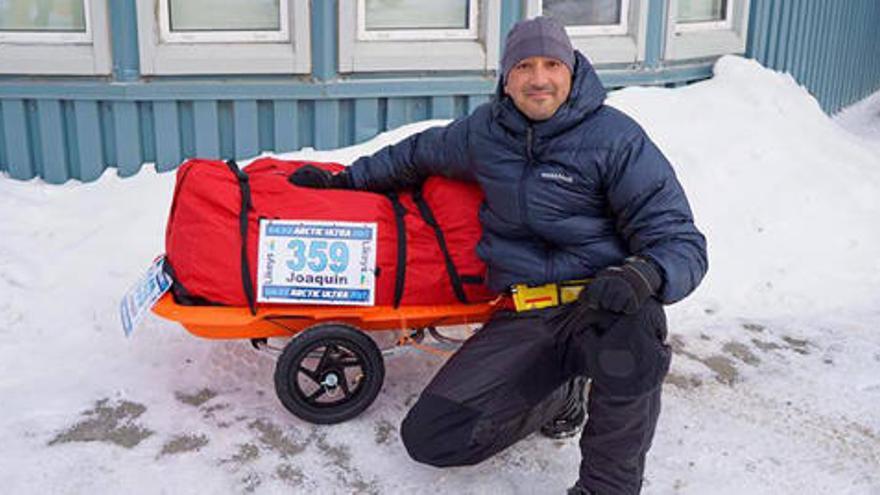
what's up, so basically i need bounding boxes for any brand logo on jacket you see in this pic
[540,171,574,184]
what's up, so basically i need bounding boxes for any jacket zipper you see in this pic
[521,126,555,282]
[519,126,534,227]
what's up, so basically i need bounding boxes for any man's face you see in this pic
[503,55,572,121]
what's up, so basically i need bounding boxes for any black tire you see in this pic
[273,323,385,424]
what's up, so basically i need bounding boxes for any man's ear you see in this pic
[503,79,511,96]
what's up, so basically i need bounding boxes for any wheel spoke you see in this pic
[297,366,320,384]
[315,344,334,374]
[338,374,351,398]
[306,386,327,403]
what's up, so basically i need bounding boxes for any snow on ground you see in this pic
[836,88,880,146]
[0,56,878,494]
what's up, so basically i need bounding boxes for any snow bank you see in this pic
[608,56,880,320]
[835,87,880,145]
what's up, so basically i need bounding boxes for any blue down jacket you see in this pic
[348,51,707,303]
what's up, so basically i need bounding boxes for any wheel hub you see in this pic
[321,372,340,388]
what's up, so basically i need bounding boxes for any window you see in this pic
[137,0,310,75]
[542,0,629,36]
[0,0,87,42]
[357,0,478,41]
[675,0,734,32]
[665,0,750,60]
[160,0,289,43]
[339,0,500,72]
[0,0,110,74]
[526,0,649,65]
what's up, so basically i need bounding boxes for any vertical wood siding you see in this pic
[0,95,486,183]
[747,0,880,114]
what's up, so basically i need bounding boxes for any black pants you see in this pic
[400,299,671,495]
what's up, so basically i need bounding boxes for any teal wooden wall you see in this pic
[0,93,491,182]
[1,0,878,183]
[747,0,880,113]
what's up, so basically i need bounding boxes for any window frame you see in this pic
[0,0,110,75]
[356,0,479,41]
[525,0,649,65]
[137,0,311,75]
[674,0,735,33]
[665,0,751,60]
[338,0,500,73]
[158,0,290,44]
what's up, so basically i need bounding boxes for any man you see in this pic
[292,16,707,495]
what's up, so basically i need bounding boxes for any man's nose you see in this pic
[530,65,551,86]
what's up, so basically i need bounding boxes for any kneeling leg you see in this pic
[401,312,573,467]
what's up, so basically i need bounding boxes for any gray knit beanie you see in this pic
[501,16,575,81]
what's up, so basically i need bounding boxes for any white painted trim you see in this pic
[565,23,628,37]
[158,0,290,43]
[138,0,310,75]
[0,30,90,44]
[338,0,500,72]
[674,18,731,32]
[665,0,750,60]
[0,0,110,75]
[674,0,735,32]
[356,0,478,41]
[525,0,648,65]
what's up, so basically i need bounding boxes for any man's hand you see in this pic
[549,257,663,337]
[583,257,662,315]
[289,164,353,189]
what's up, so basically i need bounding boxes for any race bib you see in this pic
[120,256,172,337]
[256,219,377,306]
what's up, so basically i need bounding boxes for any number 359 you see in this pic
[285,240,349,273]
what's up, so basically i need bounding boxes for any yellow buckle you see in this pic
[510,279,589,312]
[511,282,559,311]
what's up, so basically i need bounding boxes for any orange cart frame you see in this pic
[152,293,504,424]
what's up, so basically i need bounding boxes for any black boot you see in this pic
[540,377,587,439]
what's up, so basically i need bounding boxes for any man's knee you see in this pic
[400,393,488,467]
[585,301,671,397]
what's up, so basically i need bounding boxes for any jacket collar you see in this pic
[493,51,606,139]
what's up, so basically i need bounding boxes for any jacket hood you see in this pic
[493,50,606,138]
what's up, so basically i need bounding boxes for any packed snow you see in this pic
[836,88,880,147]
[0,56,878,494]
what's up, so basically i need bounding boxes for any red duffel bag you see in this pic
[164,157,495,311]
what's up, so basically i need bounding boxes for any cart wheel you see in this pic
[274,323,384,424]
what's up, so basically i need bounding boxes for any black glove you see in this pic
[548,256,663,337]
[584,256,662,315]
[289,164,353,189]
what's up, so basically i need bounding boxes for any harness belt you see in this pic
[509,279,591,312]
